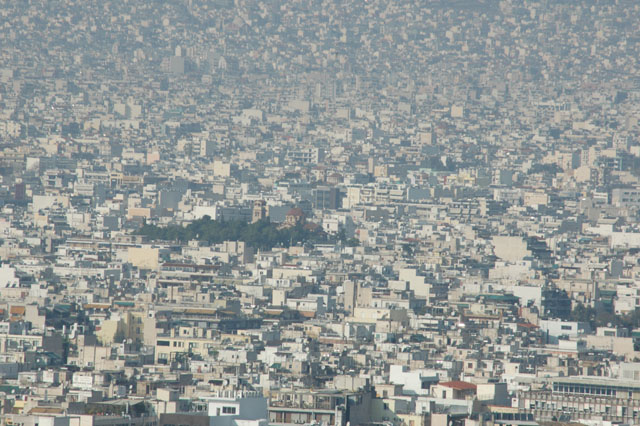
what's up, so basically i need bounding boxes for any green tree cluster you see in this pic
[571,303,640,330]
[135,216,323,250]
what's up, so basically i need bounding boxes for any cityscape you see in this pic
[1,0,640,425]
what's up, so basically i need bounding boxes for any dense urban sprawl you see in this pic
[1,0,640,425]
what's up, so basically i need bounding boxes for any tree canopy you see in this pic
[135,216,324,250]
[571,302,640,331]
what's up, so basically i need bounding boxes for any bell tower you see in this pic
[252,200,267,223]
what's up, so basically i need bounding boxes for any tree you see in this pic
[571,303,596,329]
[346,238,360,247]
[113,320,127,344]
[135,217,324,249]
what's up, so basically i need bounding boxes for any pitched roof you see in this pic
[10,306,25,315]
[287,207,304,217]
[518,322,539,329]
[439,381,477,391]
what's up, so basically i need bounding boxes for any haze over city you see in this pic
[0,1,640,425]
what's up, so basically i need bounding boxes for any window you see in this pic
[222,406,236,414]
[157,340,170,346]
[561,325,572,330]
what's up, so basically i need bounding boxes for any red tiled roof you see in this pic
[518,322,539,329]
[287,207,304,217]
[10,306,25,315]
[440,381,477,391]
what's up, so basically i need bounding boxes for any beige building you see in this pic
[95,311,146,347]
[154,327,218,363]
[128,246,160,270]
[491,236,531,263]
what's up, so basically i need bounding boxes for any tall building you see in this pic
[313,186,341,210]
[252,200,268,223]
